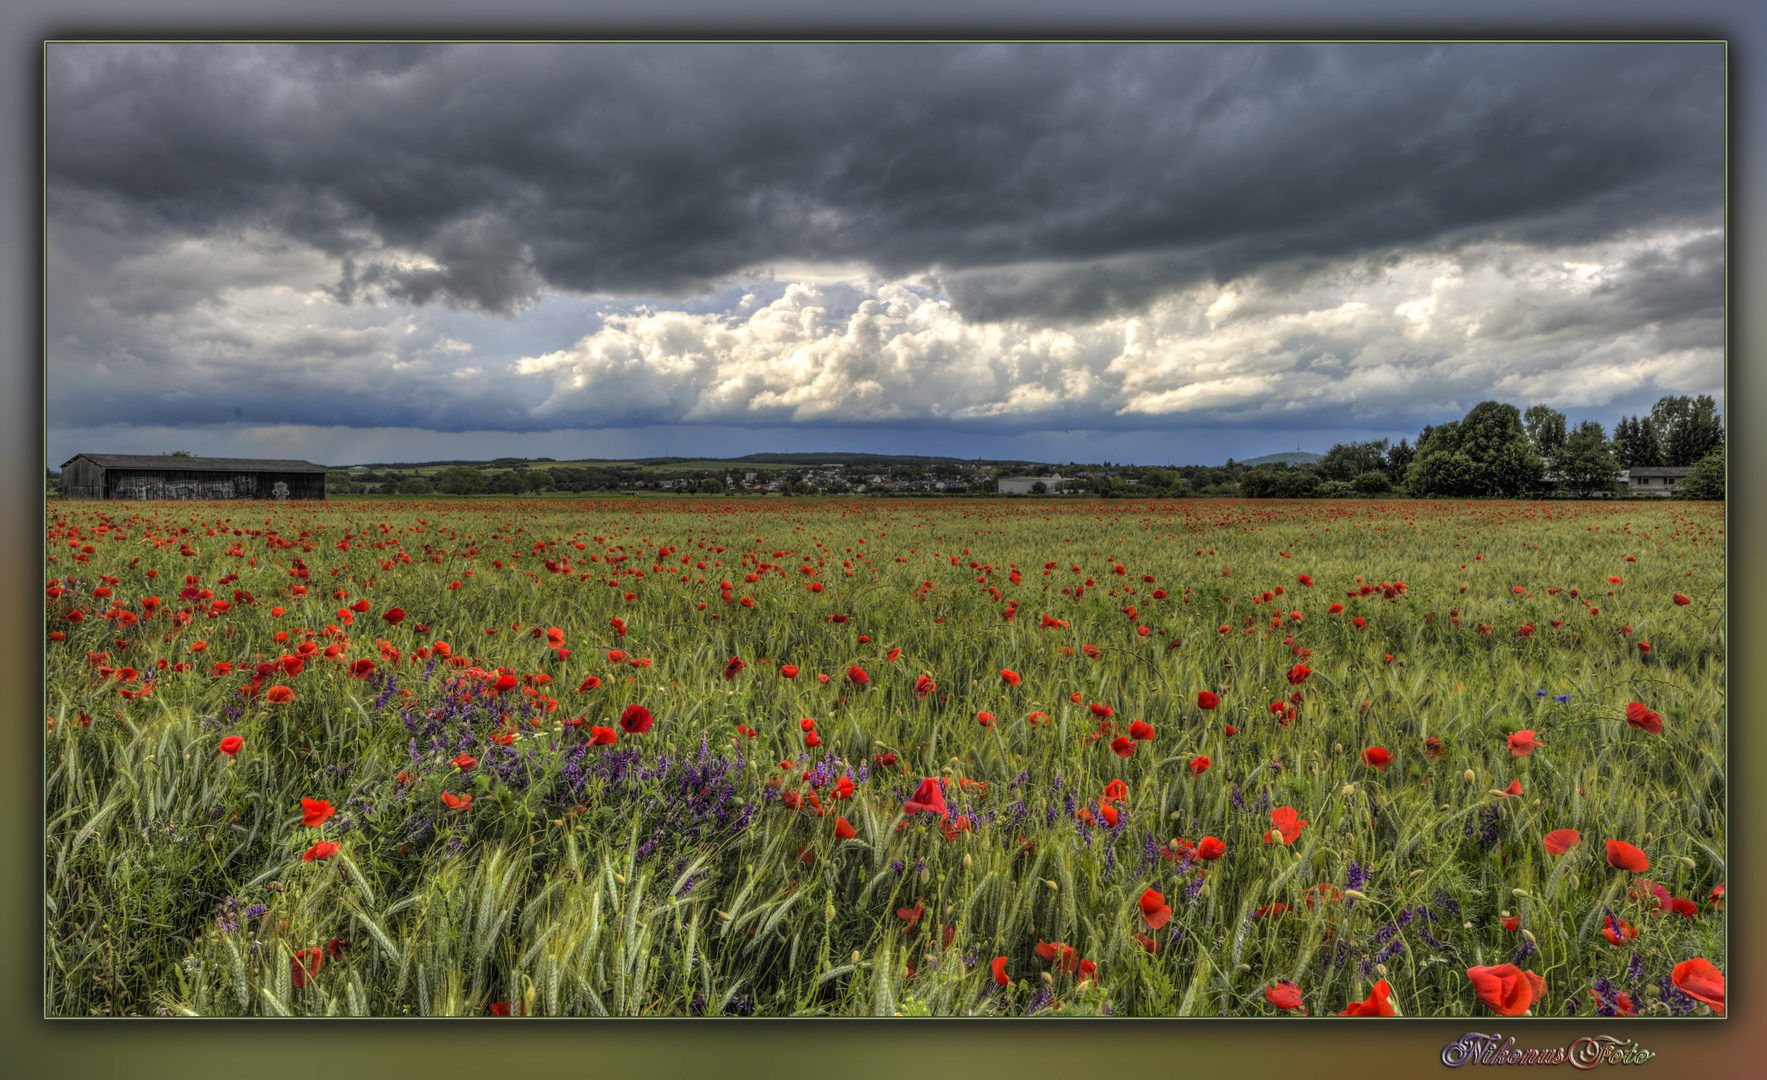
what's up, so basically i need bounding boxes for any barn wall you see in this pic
[62,458,104,499]
[97,468,328,501]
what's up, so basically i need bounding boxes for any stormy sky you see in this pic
[46,42,1724,467]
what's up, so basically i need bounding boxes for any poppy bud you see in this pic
[1346,890,1368,902]
[1681,856,1697,869]
[1375,964,1388,979]
[1041,972,1054,985]
[1333,743,1343,754]
[1044,879,1058,892]
[1521,930,1536,944]
[1342,784,1356,797]
[962,853,972,868]
[1512,888,1529,898]
[1464,769,1476,784]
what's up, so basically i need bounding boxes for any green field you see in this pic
[45,496,1725,1018]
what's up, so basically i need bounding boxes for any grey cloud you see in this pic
[49,42,1722,320]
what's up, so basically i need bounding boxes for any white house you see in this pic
[1624,466,1693,496]
[997,475,1068,495]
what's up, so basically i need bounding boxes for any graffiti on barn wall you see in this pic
[111,476,238,500]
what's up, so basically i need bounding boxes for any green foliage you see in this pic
[436,467,487,495]
[1406,403,1542,498]
[1320,441,1388,483]
[1676,450,1724,500]
[1651,394,1724,468]
[1351,470,1393,496]
[1553,421,1620,498]
[1522,406,1567,463]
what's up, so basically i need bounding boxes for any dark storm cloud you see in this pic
[48,42,1722,321]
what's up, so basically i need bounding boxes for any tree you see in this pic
[1612,415,1665,469]
[486,470,528,495]
[1523,405,1568,465]
[1405,403,1541,498]
[1030,481,1048,495]
[1651,393,1724,467]
[1553,420,1620,498]
[1676,449,1724,500]
[1320,440,1389,482]
[1382,438,1414,485]
[1352,469,1394,495]
[699,478,725,494]
[522,469,556,492]
[436,466,486,495]
[396,475,435,495]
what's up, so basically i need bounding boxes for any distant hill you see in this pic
[1237,451,1325,467]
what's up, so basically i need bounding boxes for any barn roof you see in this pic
[1626,466,1694,477]
[60,454,330,473]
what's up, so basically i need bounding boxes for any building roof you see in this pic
[61,454,330,473]
[1627,466,1693,477]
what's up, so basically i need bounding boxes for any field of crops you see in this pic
[44,496,1726,1019]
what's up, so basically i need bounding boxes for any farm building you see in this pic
[58,454,329,501]
[1623,466,1693,497]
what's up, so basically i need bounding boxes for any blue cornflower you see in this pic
[1554,694,1571,703]
[1535,689,1547,697]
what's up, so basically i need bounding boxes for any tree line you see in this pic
[1239,394,1721,500]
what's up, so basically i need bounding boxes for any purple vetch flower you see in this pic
[890,859,905,875]
[1513,939,1536,963]
[1231,786,1247,813]
[1626,950,1645,988]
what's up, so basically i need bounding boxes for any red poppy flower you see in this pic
[1602,915,1638,947]
[775,664,799,680]
[1543,829,1581,855]
[1507,730,1541,756]
[1224,724,1237,737]
[1034,940,1062,963]
[440,790,473,811]
[1000,668,1021,686]
[1423,736,1445,761]
[451,754,477,771]
[1110,736,1136,758]
[1196,836,1226,861]
[1188,755,1211,777]
[1606,840,1650,873]
[1338,980,1396,1016]
[1630,878,1672,914]
[1467,964,1540,1016]
[1139,888,1172,930]
[991,957,1010,986]
[1673,594,1691,606]
[875,752,898,769]
[577,675,601,692]
[1266,980,1306,1013]
[846,665,870,686]
[1710,882,1725,909]
[219,735,244,756]
[291,947,324,989]
[723,656,747,680]
[905,777,949,818]
[896,899,925,932]
[302,840,339,862]
[1077,959,1098,988]
[1624,702,1663,735]
[1263,807,1308,845]
[1286,664,1311,685]
[1502,916,1520,932]
[301,798,336,827]
[1134,932,1163,954]
[1090,702,1114,718]
[589,726,617,745]
[973,710,997,730]
[488,1001,523,1017]
[1189,690,1221,713]
[834,816,857,840]
[1099,779,1128,805]
[325,937,350,961]
[829,776,854,800]
[1361,746,1392,771]
[265,685,295,704]
[1672,958,1724,1014]
[619,704,653,734]
[493,674,518,693]
[1671,896,1699,918]
[805,732,823,747]
[1503,778,1523,797]
[382,608,405,626]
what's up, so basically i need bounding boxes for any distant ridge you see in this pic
[1237,451,1325,467]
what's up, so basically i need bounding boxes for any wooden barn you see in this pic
[58,454,329,501]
